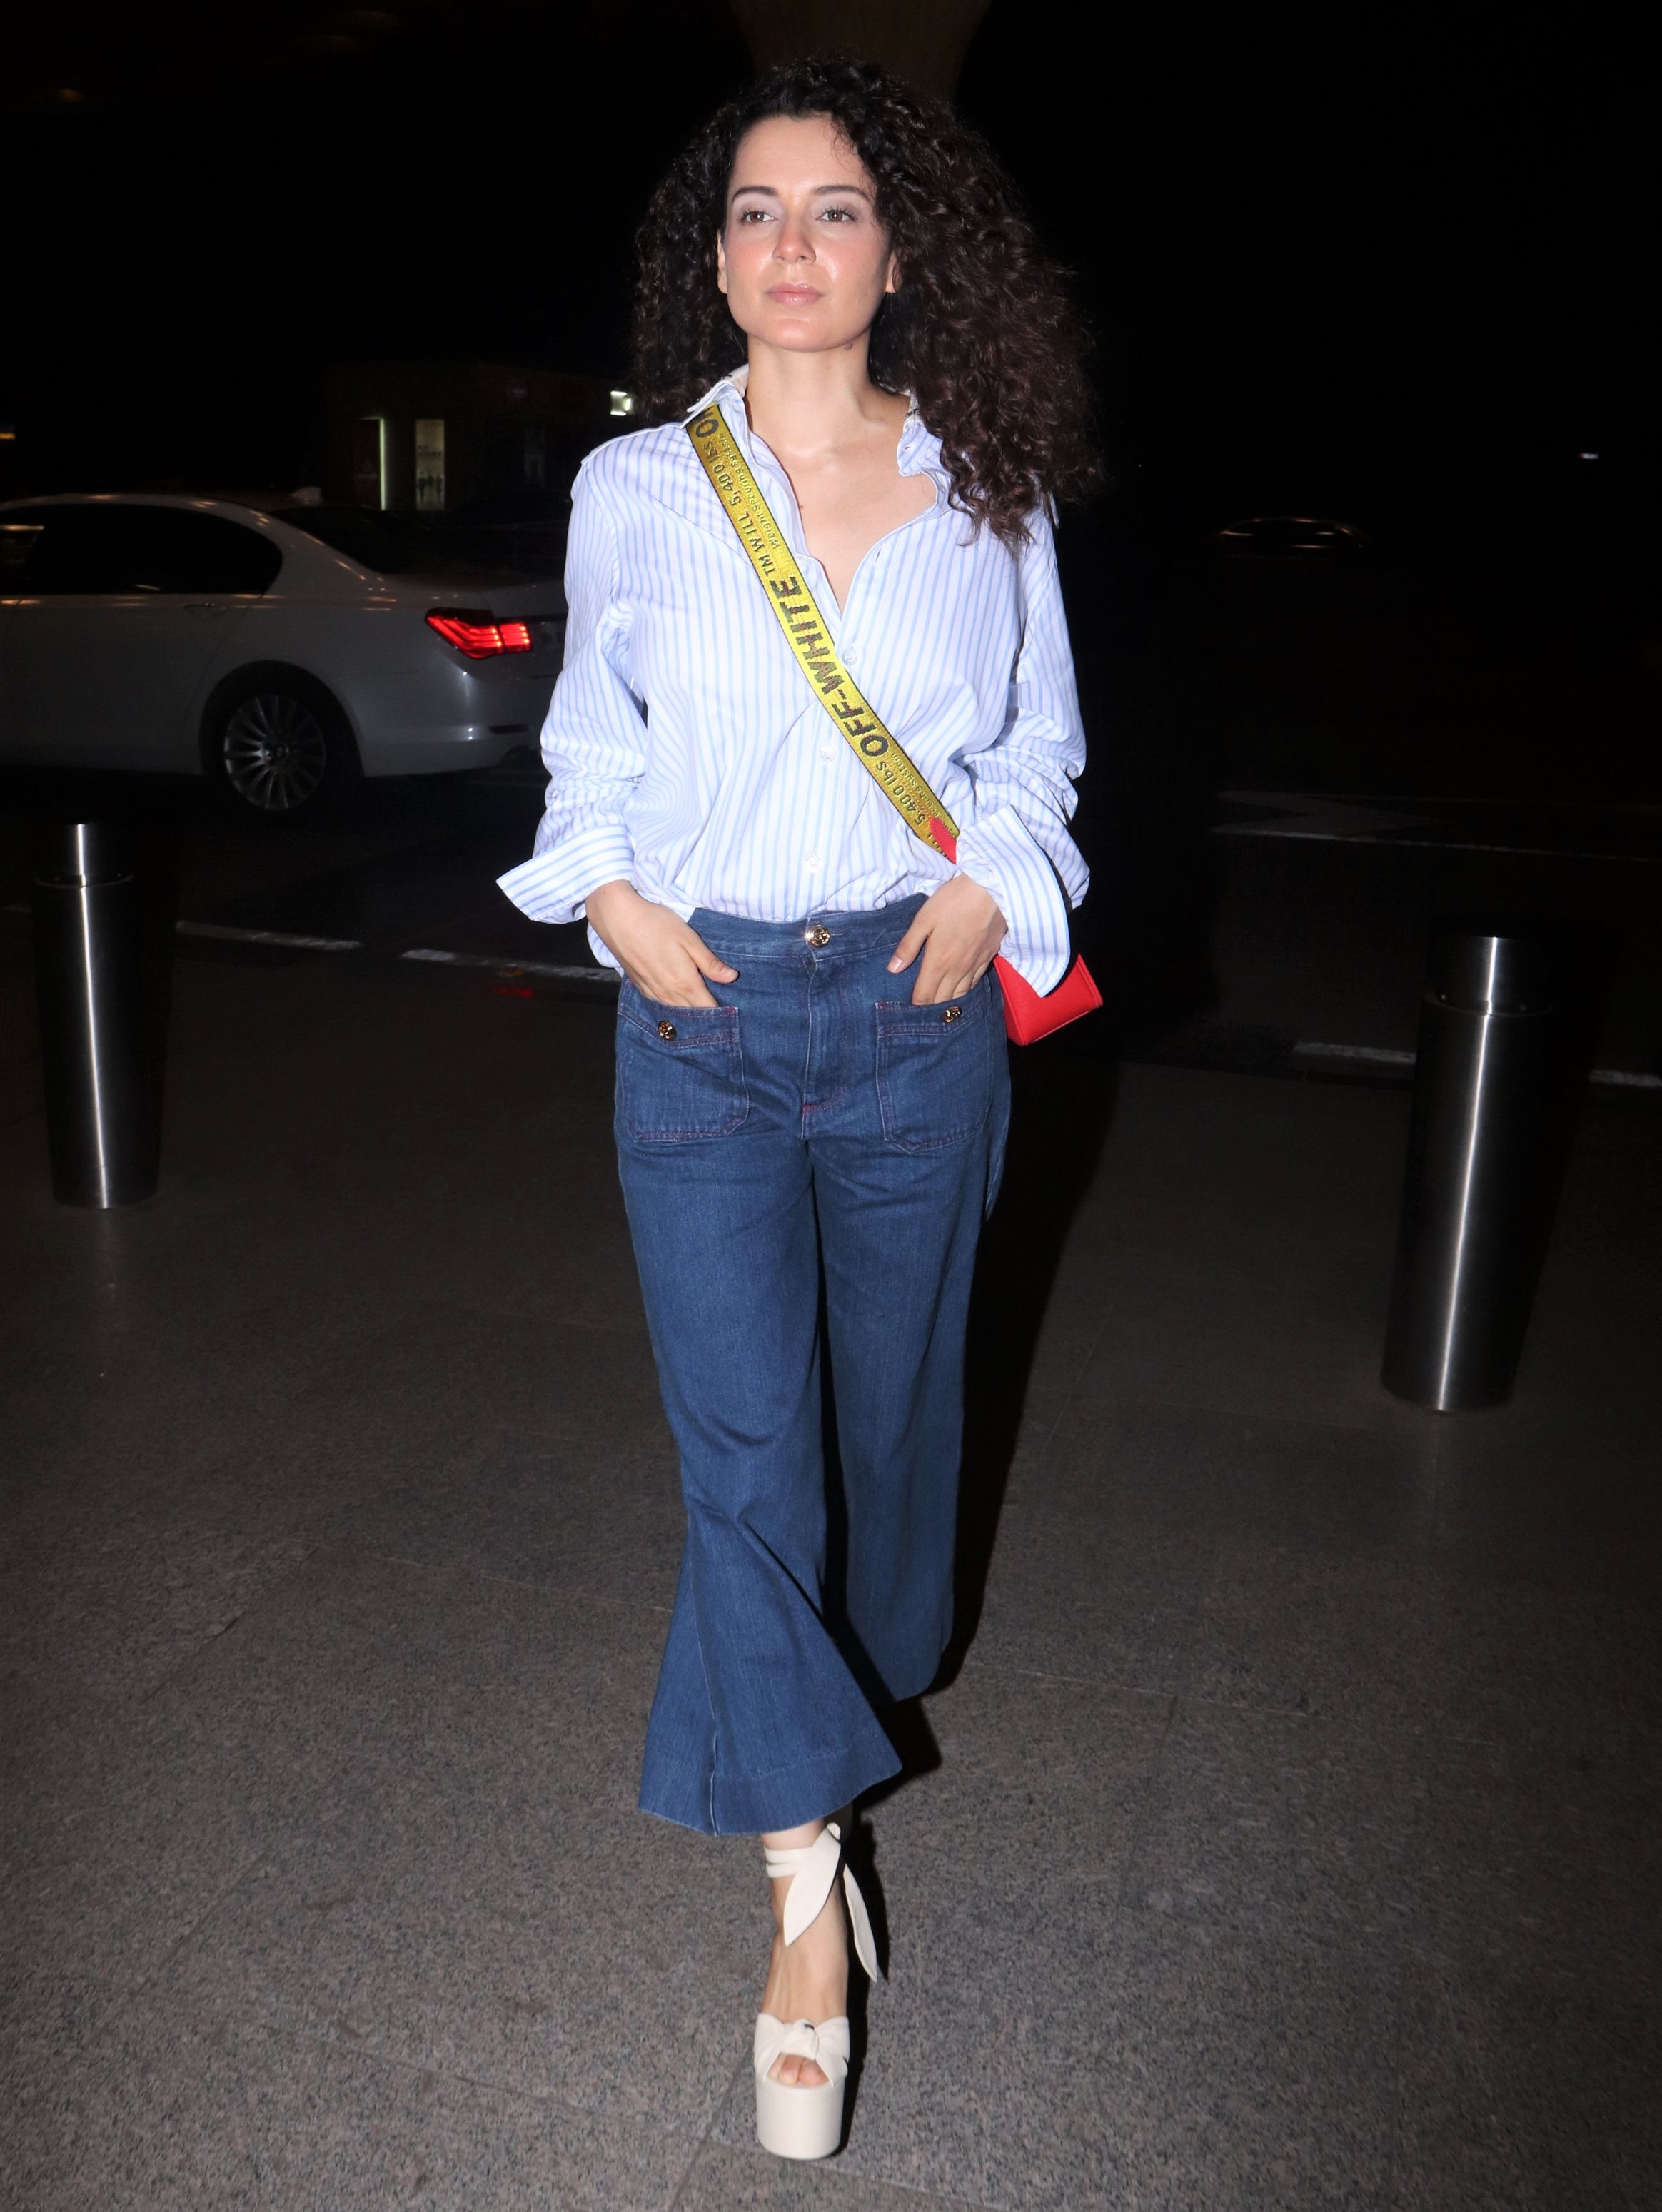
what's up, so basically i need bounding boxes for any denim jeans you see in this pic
[619,897,1010,1835]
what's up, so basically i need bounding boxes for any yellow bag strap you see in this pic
[685,405,960,860]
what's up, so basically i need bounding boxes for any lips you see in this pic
[767,285,822,305]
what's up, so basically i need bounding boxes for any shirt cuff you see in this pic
[953,805,1075,994]
[497,824,635,924]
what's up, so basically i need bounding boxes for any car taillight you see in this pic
[425,610,534,659]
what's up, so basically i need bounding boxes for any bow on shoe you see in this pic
[763,1817,880,1981]
[752,2012,853,2085]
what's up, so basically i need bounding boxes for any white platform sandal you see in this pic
[755,1816,880,2161]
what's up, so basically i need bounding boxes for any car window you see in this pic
[2,507,137,592]
[0,505,281,595]
[125,508,283,592]
[0,512,51,587]
[274,505,565,582]
[273,505,458,575]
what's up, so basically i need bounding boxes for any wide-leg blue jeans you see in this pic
[618,898,1010,1836]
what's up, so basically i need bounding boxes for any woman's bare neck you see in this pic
[742,341,909,469]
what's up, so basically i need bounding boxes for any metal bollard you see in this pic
[1381,924,1561,1410]
[31,822,159,1206]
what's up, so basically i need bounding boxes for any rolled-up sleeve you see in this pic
[497,465,643,924]
[950,511,1090,993]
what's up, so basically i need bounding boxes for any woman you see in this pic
[500,54,1096,2160]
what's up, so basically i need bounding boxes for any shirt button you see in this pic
[805,852,821,872]
[818,742,835,762]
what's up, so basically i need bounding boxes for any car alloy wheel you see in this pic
[220,691,331,811]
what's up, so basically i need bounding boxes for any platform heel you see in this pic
[755,1816,879,2161]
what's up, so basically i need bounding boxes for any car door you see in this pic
[0,505,279,769]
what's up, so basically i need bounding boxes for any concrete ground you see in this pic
[3,921,1658,2210]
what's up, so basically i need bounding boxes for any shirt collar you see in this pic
[895,398,942,485]
[687,364,751,422]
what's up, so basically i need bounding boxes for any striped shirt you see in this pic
[498,370,1089,989]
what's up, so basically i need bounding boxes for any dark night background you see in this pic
[4,0,1660,1050]
[7,0,1653,547]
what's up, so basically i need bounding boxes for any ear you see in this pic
[884,251,900,296]
[715,231,729,296]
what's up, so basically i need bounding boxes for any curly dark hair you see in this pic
[631,54,1099,544]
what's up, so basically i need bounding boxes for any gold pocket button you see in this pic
[805,924,832,948]
[657,1020,677,1041]
[942,1005,962,1024]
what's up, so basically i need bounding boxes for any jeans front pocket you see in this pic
[617,988,747,1143]
[874,976,997,1153]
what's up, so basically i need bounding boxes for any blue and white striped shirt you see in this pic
[498,370,1089,989]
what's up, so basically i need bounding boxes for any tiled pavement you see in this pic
[3,928,1658,2209]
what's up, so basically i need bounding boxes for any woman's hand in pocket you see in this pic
[888,877,1007,1005]
[587,881,738,1007]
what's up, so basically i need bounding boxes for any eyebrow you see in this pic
[728,182,873,202]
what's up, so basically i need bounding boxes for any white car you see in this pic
[0,493,566,812]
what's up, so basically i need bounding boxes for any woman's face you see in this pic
[717,113,897,357]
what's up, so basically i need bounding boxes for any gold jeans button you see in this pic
[942,1005,962,1024]
[657,1020,677,1041]
[805,924,832,948]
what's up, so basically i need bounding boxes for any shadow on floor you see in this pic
[947,1047,1121,1677]
[855,1047,1120,1809]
